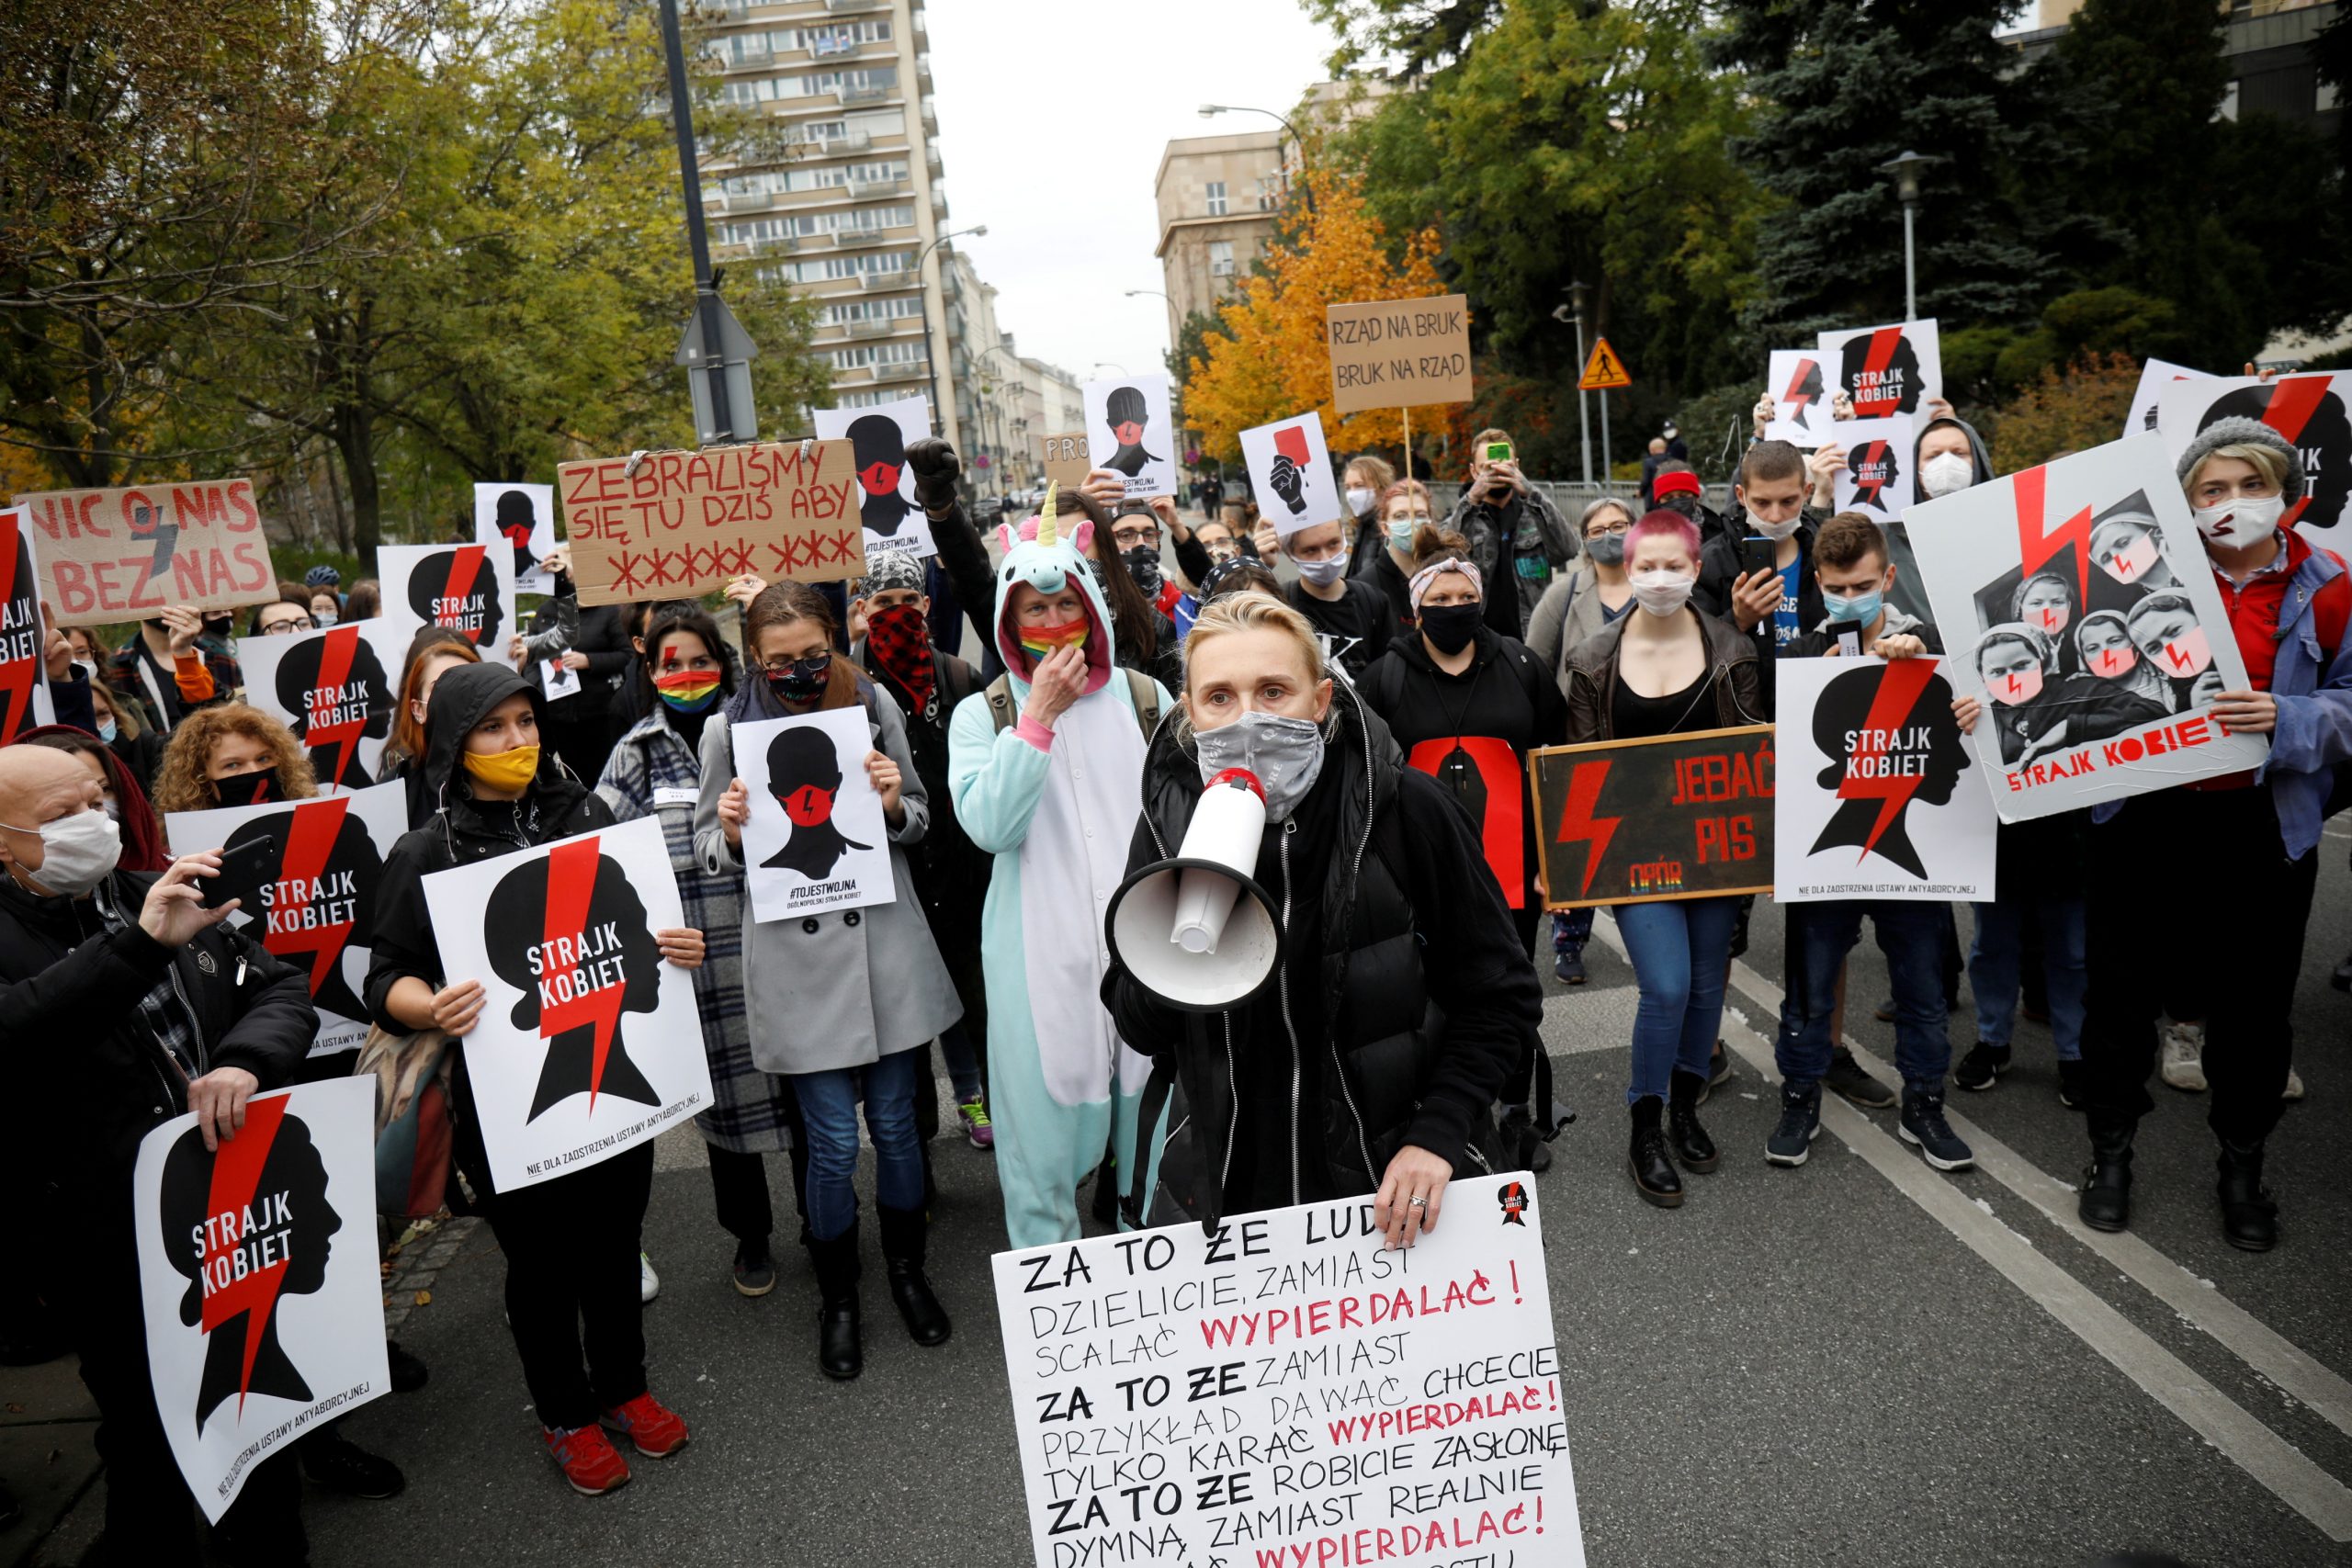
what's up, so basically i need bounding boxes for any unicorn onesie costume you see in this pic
[948,491,1171,1248]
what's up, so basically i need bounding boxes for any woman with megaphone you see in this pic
[1102,595,1544,1247]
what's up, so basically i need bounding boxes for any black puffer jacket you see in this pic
[1102,686,1539,1227]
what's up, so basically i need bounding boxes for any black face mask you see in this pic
[212,770,280,807]
[1419,602,1483,656]
[1123,544,1163,596]
[765,654,832,706]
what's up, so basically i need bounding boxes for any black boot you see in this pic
[1627,1098,1683,1208]
[807,1224,863,1380]
[2078,1114,2134,1233]
[2217,1140,2278,1252]
[1667,1070,1719,1174]
[877,1205,953,1347]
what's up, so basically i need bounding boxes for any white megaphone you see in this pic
[1104,768,1283,1012]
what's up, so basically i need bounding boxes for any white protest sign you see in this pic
[1905,434,2267,820]
[475,482,558,596]
[1830,415,1916,521]
[423,814,712,1190]
[814,395,939,562]
[0,507,56,742]
[2154,370,2352,548]
[376,543,516,660]
[1082,374,1178,501]
[235,618,406,793]
[993,1173,1585,1568]
[1763,349,1831,447]
[1816,319,1941,418]
[133,1077,390,1521]
[1238,412,1343,540]
[541,658,582,700]
[165,782,412,1057]
[733,706,894,921]
[2123,358,2212,440]
[1771,657,1996,902]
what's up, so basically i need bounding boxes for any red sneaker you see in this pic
[543,1423,630,1496]
[600,1391,690,1458]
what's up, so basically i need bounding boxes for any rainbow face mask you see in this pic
[654,668,720,713]
[1018,617,1091,661]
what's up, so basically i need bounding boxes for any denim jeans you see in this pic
[1551,906,1595,955]
[1776,900,1951,1091]
[1617,896,1739,1105]
[793,1048,926,1241]
[1970,893,2085,1059]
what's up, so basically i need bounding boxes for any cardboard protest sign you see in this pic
[0,508,56,742]
[1325,293,1472,413]
[1530,726,1775,908]
[1830,416,1917,522]
[2154,371,2352,547]
[2125,358,2212,440]
[1039,432,1093,493]
[993,1173,1586,1568]
[133,1077,389,1521]
[475,483,558,596]
[423,815,711,1190]
[733,707,894,921]
[1816,320,1941,419]
[1763,350,1831,447]
[1904,434,2267,820]
[11,478,277,628]
[234,619,404,792]
[1238,412,1342,539]
[814,396,938,563]
[558,440,865,605]
[1080,374,1177,500]
[164,783,411,1057]
[376,544,515,659]
[1771,658,1996,902]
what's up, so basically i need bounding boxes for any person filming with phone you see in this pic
[1443,427,1574,637]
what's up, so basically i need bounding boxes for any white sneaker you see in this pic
[639,1251,661,1304]
[2159,1020,2207,1092]
[2283,1066,2306,1102]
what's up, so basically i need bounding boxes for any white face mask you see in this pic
[2193,492,2285,544]
[314,608,339,627]
[3,807,123,897]
[1345,487,1377,518]
[72,657,98,680]
[1921,452,1975,499]
[1295,551,1350,587]
[1630,570,1697,618]
[1745,508,1802,542]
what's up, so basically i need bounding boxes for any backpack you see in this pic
[983,668,1163,742]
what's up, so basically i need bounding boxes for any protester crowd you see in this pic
[3,376,2348,1562]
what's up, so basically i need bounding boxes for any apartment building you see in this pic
[1151,129,1286,351]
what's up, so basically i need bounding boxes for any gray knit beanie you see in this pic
[2173,415,2305,506]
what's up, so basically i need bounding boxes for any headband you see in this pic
[1408,557,1483,612]
[1652,469,1702,500]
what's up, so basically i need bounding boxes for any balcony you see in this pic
[925,146,942,178]
[848,174,907,198]
[916,52,933,88]
[832,228,894,248]
[929,187,946,219]
[841,84,896,106]
[920,96,937,130]
[845,318,892,338]
[797,128,872,153]
[826,0,888,10]
[865,361,927,380]
[858,270,912,290]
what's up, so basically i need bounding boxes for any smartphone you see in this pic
[1740,534,1778,583]
[198,833,277,910]
[1482,440,1515,465]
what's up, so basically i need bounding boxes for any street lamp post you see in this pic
[916,223,988,439]
[1199,104,1308,208]
[1878,151,1930,321]
[656,0,756,443]
[1552,282,1593,484]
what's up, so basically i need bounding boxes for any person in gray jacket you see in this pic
[1445,426,1577,635]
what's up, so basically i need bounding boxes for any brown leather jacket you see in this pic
[1561,605,1767,743]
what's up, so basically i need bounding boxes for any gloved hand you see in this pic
[1269,455,1306,515]
[905,437,961,512]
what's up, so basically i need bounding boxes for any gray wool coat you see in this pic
[693,697,962,1077]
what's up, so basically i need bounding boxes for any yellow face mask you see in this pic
[461,743,540,794]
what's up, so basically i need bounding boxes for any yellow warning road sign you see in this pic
[1578,336,1632,391]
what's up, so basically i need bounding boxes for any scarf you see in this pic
[865,604,938,719]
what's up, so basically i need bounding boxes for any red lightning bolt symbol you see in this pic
[198,1094,290,1416]
[300,626,366,788]
[1552,760,1621,899]
[264,795,353,998]
[1782,358,1817,415]
[1853,328,1904,417]
[1835,659,1937,863]
[540,836,626,1113]
[2260,376,2328,531]
[1853,441,1892,506]
[436,547,487,642]
[2013,465,2094,603]
[0,513,34,743]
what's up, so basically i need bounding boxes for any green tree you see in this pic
[1303,0,1505,74]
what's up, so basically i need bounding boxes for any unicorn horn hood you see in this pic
[991,482,1117,698]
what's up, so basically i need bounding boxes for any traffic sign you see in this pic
[1579,337,1632,391]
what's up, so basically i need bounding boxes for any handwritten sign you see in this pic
[1040,432,1094,492]
[993,1174,1585,1568]
[1530,726,1777,908]
[11,479,277,628]
[557,440,865,606]
[1326,295,1472,414]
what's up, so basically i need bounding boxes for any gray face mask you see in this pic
[1585,533,1626,567]
[1193,710,1326,824]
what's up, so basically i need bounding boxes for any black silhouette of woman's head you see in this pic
[762,725,871,881]
[483,843,666,1120]
[848,415,914,536]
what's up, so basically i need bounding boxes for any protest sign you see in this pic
[814,395,938,562]
[733,707,894,922]
[133,1076,389,1521]
[1763,350,1830,447]
[475,483,558,596]
[164,783,411,1058]
[1830,416,1917,522]
[1081,375,1178,500]
[540,657,582,700]
[423,815,711,1190]
[11,478,277,628]
[235,619,404,792]
[0,508,56,742]
[993,1173,1586,1568]
[1238,412,1343,539]
[1040,433,1093,492]
[557,439,865,605]
[1771,658,1996,902]
[2124,358,2212,440]
[1904,434,2267,820]
[1529,726,1776,908]
[1325,293,1473,413]
[1816,319,1941,419]
[2154,371,2352,547]
[376,544,515,658]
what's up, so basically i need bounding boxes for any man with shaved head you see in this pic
[0,743,320,1561]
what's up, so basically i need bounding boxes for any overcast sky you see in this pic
[922,0,1340,385]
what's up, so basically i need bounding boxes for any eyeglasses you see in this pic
[260,615,316,635]
[757,655,827,676]
[1585,522,1631,539]
[1111,525,1161,549]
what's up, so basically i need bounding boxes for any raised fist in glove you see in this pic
[904,437,961,512]
[1269,455,1306,515]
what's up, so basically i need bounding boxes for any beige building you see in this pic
[1152,130,1287,351]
